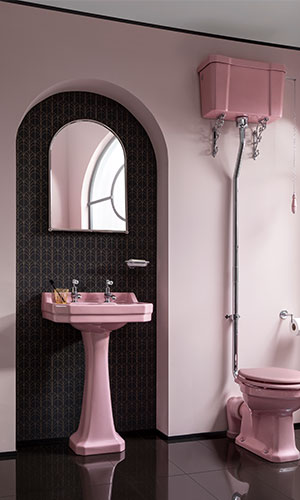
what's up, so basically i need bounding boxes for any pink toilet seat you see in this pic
[238,367,300,390]
[239,367,300,384]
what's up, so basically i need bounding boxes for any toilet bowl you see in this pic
[227,366,300,462]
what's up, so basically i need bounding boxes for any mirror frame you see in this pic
[48,119,128,233]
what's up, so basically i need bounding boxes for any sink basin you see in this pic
[42,292,153,332]
[41,291,153,456]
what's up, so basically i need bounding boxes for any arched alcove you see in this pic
[16,91,158,440]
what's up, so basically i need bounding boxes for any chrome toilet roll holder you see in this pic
[279,309,294,321]
[279,309,300,334]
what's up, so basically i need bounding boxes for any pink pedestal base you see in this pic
[69,330,125,456]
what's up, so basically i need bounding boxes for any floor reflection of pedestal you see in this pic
[72,452,125,500]
[69,330,125,456]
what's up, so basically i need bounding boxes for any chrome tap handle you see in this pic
[71,279,79,291]
[105,280,113,294]
[104,279,115,302]
[72,279,78,290]
[71,278,81,302]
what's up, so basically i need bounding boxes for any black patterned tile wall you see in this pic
[16,92,157,441]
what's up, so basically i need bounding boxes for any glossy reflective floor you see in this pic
[2,430,300,499]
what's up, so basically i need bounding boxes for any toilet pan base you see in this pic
[227,396,300,463]
[236,435,300,463]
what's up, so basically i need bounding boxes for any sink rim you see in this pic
[41,291,153,325]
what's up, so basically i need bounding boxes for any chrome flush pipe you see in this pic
[226,116,248,379]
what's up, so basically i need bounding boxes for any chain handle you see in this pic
[212,113,225,157]
[252,117,269,159]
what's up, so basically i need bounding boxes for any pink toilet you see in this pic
[227,367,300,462]
[198,55,300,462]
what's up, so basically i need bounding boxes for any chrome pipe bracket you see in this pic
[236,116,248,129]
[252,117,269,160]
[232,494,242,500]
[212,113,225,157]
[225,314,241,320]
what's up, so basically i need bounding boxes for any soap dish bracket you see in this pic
[125,259,149,269]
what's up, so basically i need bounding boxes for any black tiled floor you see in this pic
[168,438,242,473]
[1,432,300,499]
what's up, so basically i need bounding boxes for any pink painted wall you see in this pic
[1,2,300,450]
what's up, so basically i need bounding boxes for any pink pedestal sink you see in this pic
[41,292,153,456]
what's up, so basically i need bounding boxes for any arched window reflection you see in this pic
[49,119,128,233]
[88,137,127,232]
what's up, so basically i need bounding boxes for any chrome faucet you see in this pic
[104,279,116,303]
[71,278,82,302]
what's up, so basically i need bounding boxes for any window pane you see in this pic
[90,138,125,202]
[112,166,126,220]
[91,200,126,232]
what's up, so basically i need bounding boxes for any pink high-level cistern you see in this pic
[199,55,300,463]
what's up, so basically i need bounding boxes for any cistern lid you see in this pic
[239,367,300,385]
[197,54,286,74]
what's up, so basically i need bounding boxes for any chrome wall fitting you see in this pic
[225,314,240,321]
[232,116,248,378]
[279,309,294,321]
[252,117,269,159]
[212,113,225,157]
[225,116,248,379]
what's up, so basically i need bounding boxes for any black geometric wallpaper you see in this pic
[16,92,157,441]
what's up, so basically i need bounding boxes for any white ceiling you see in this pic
[15,0,300,48]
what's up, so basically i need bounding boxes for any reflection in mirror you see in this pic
[49,120,127,232]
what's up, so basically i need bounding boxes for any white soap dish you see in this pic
[125,259,149,269]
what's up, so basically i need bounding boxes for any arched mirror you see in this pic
[49,120,128,232]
